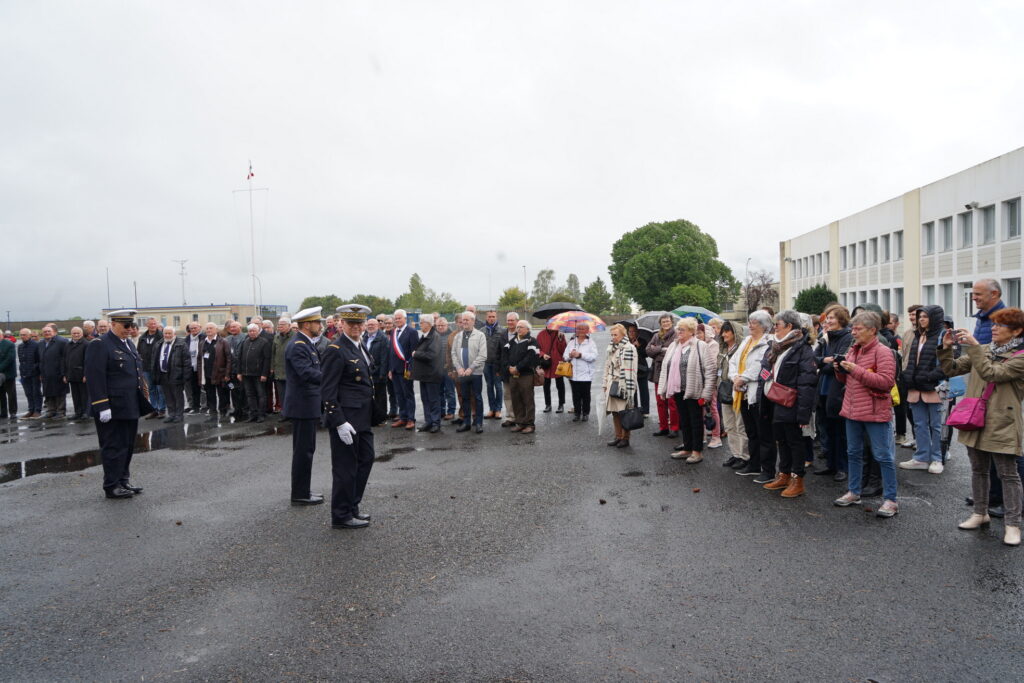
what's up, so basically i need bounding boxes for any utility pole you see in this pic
[172,259,189,305]
[522,265,528,295]
[133,281,138,309]
[106,267,111,308]
[233,161,268,321]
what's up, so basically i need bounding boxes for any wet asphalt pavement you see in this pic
[2,340,1023,681]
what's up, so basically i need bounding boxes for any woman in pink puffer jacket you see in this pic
[833,311,899,517]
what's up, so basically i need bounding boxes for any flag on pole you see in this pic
[246,161,254,180]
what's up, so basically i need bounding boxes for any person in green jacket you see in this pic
[0,336,16,418]
[270,317,294,418]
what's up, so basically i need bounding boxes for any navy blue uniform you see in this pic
[85,331,147,491]
[321,334,376,523]
[17,339,42,414]
[283,333,322,499]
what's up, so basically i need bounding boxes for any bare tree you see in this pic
[745,270,778,313]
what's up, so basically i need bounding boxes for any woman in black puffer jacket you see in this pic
[900,304,946,472]
[815,304,853,480]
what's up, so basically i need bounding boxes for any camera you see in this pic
[832,353,847,372]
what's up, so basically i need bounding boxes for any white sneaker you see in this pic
[928,461,944,474]
[899,459,930,470]
[899,438,916,449]
[707,436,722,448]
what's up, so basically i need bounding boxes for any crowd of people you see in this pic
[3,278,1022,544]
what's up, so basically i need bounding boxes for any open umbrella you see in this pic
[673,305,719,323]
[532,301,584,319]
[614,320,652,346]
[546,311,606,333]
[634,311,680,333]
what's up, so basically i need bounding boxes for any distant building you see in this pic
[101,304,289,330]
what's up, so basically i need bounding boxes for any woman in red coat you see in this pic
[536,327,568,413]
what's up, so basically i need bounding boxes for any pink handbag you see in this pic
[944,384,994,431]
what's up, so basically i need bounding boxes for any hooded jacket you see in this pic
[902,304,946,392]
[816,326,853,419]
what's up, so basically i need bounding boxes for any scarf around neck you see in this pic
[990,336,1024,357]
[765,329,803,365]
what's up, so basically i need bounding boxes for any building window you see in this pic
[840,246,847,270]
[869,238,878,264]
[1004,278,1021,308]
[824,250,830,273]
[210,313,227,325]
[894,230,904,260]
[941,283,953,315]
[881,289,891,312]
[840,292,848,308]
[982,205,996,244]
[893,287,904,314]
[173,315,181,327]
[192,314,199,322]
[959,211,973,248]
[858,241,867,266]
[923,285,935,305]
[922,223,935,255]
[939,217,953,251]
[1004,198,1021,240]
[881,234,891,262]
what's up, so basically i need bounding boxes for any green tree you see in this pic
[581,277,612,314]
[299,294,344,312]
[565,273,581,302]
[793,284,839,315]
[497,286,529,309]
[426,291,464,314]
[530,268,556,306]
[611,288,633,314]
[668,283,713,309]
[349,294,395,315]
[395,273,428,310]
[608,219,740,312]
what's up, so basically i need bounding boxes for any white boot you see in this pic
[958,513,990,530]
[1004,526,1021,547]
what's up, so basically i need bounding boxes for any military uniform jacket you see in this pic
[321,334,375,432]
[283,333,323,420]
[85,331,146,419]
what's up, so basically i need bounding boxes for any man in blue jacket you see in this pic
[17,329,42,418]
[0,333,16,419]
[283,307,325,506]
[388,309,419,429]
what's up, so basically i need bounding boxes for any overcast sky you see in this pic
[4,1,1023,319]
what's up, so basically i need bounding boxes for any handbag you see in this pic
[532,366,545,387]
[609,380,627,400]
[555,360,573,378]
[945,384,993,431]
[717,379,733,405]
[620,391,645,431]
[765,379,798,408]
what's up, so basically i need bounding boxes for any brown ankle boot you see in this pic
[763,473,790,490]
[781,474,805,498]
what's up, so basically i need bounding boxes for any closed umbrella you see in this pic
[532,301,584,319]
[546,311,607,333]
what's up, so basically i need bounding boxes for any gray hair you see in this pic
[420,313,434,326]
[460,311,475,323]
[394,309,407,317]
[775,309,802,330]
[748,310,773,330]
[247,323,260,331]
[278,316,291,324]
[83,320,95,328]
[851,311,882,331]
[506,311,520,321]
[975,278,1001,294]
[164,326,176,335]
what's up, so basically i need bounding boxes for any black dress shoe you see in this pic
[417,424,431,432]
[291,494,325,506]
[989,505,1006,518]
[428,424,441,433]
[456,424,471,432]
[555,405,564,413]
[581,415,589,421]
[354,512,371,521]
[833,471,847,482]
[332,517,369,530]
[163,416,176,423]
[722,456,739,467]
[572,415,581,422]
[652,429,669,437]
[616,440,630,448]
[607,439,621,447]
[475,425,484,434]
[543,405,552,413]
[667,431,679,439]
[812,468,837,476]
[255,416,265,423]
[121,482,143,494]
[105,486,134,499]
[731,459,749,469]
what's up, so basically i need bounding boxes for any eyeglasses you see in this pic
[992,322,1008,328]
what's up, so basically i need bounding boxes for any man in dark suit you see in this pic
[388,309,419,429]
[153,326,192,423]
[17,328,42,418]
[322,304,376,530]
[85,310,149,499]
[283,307,325,506]
[39,324,69,419]
[362,317,389,426]
[237,322,272,422]
[65,326,92,419]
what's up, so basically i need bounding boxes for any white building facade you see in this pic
[780,147,1024,331]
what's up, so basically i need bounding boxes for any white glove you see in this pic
[336,422,357,445]
[99,409,112,423]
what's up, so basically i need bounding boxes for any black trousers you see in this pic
[69,381,89,417]
[372,379,388,424]
[894,378,909,436]
[188,372,202,410]
[0,376,16,416]
[774,421,806,476]
[543,376,565,407]
[569,380,591,416]
[290,418,318,499]
[386,378,398,416]
[164,382,185,418]
[274,380,286,413]
[329,427,375,522]
[674,395,705,453]
[231,381,247,417]
[243,376,266,418]
[741,399,777,476]
[637,375,650,414]
[94,417,138,490]
[824,415,848,472]
[204,382,229,415]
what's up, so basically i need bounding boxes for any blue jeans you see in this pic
[419,382,441,427]
[441,376,457,415]
[392,374,416,421]
[143,371,165,412]
[846,419,898,501]
[910,401,942,463]
[484,363,503,412]
[459,375,484,426]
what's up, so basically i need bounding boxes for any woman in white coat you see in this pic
[728,310,774,478]
[562,321,598,421]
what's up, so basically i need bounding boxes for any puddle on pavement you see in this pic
[621,470,644,477]
[376,443,469,463]
[0,421,292,485]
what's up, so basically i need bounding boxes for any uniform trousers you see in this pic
[69,381,90,418]
[243,376,266,418]
[21,376,42,413]
[94,417,138,490]
[163,382,186,419]
[290,418,319,499]
[508,374,535,426]
[329,427,374,522]
[0,376,16,416]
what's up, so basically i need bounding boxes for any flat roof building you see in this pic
[100,304,289,330]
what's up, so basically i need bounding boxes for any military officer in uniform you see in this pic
[84,310,150,499]
[283,307,325,506]
[322,304,377,530]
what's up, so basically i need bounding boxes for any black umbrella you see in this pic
[634,310,681,333]
[615,320,652,346]
[532,301,584,320]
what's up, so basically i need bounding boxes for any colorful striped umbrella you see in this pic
[546,311,607,333]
